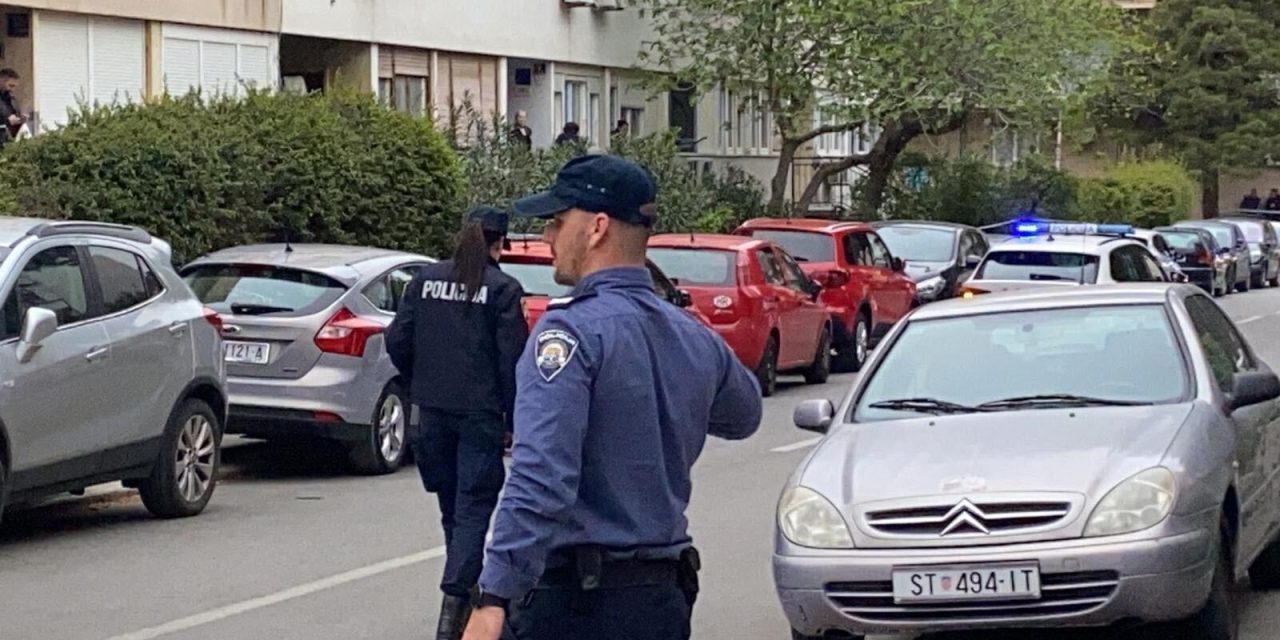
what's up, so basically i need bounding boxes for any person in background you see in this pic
[510,111,532,149]
[1242,188,1262,211]
[0,68,26,146]
[386,206,529,640]
[554,122,581,146]
[611,119,630,138]
[462,155,763,640]
[1266,189,1280,211]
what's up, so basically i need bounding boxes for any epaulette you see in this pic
[546,290,598,310]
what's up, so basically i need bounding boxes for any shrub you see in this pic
[0,90,464,263]
[1072,160,1196,227]
[876,154,1079,225]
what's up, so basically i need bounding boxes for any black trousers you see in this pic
[506,581,693,640]
[411,407,506,598]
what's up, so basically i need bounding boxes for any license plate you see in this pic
[223,341,270,364]
[892,563,1041,603]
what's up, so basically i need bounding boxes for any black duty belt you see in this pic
[538,558,679,589]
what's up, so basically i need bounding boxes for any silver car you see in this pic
[776,284,1280,640]
[181,244,433,475]
[0,218,226,523]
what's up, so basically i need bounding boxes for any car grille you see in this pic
[824,570,1119,623]
[864,500,1073,538]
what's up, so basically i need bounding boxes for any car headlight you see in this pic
[916,275,946,297]
[1084,467,1175,537]
[778,486,854,549]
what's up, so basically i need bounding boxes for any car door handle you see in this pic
[85,346,109,362]
[168,322,188,337]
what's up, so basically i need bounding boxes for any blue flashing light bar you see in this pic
[1010,219,1134,238]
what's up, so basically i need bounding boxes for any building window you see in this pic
[391,75,428,117]
[610,86,620,122]
[563,80,587,128]
[378,78,393,106]
[992,128,1028,168]
[621,107,644,136]
[669,87,697,152]
[721,89,768,155]
[852,123,880,155]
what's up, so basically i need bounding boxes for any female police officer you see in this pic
[386,206,529,640]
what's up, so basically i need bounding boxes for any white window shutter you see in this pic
[89,18,145,106]
[201,41,237,97]
[35,13,90,127]
[238,45,271,93]
[163,38,201,96]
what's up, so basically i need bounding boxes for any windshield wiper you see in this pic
[977,394,1152,410]
[1027,273,1076,281]
[867,397,984,415]
[229,303,295,315]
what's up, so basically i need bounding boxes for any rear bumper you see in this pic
[225,352,391,427]
[1179,267,1215,290]
[226,405,370,442]
[710,320,768,370]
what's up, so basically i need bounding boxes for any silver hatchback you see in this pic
[0,218,226,524]
[777,284,1280,640]
[182,244,433,475]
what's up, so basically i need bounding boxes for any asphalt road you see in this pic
[6,286,1280,640]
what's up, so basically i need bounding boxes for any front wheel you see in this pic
[803,326,832,385]
[792,629,861,640]
[1238,269,1251,293]
[1157,519,1239,640]
[755,336,779,398]
[349,382,409,475]
[139,399,221,518]
[833,314,871,373]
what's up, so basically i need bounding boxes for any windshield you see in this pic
[503,262,570,297]
[183,265,346,317]
[1161,231,1205,252]
[854,305,1187,422]
[1231,221,1265,243]
[876,226,956,262]
[1185,224,1234,248]
[977,251,1099,283]
[740,230,834,262]
[647,248,737,285]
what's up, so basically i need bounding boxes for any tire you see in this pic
[1252,269,1265,289]
[792,629,862,640]
[349,381,409,475]
[138,398,221,519]
[755,335,779,398]
[1250,533,1280,589]
[1237,269,1251,293]
[833,313,871,373]
[1159,518,1239,640]
[803,325,832,385]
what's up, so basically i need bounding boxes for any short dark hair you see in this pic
[0,68,20,81]
[564,122,580,135]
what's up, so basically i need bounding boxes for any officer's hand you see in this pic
[462,606,505,640]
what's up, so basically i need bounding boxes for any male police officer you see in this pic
[387,206,528,640]
[462,156,763,640]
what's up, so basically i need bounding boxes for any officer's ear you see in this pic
[586,212,612,250]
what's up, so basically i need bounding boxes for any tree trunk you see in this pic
[795,156,864,216]
[1201,167,1220,219]
[768,139,800,215]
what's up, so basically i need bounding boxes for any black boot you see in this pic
[435,594,471,640]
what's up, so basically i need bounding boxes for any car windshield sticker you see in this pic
[535,329,579,382]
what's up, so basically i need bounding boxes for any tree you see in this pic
[641,0,1120,216]
[1090,0,1280,217]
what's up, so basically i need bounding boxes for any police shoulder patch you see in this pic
[535,329,580,382]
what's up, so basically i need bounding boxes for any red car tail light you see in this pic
[315,307,383,357]
[1199,248,1214,267]
[202,307,224,333]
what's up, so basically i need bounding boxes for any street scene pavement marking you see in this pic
[771,437,822,453]
[103,545,447,640]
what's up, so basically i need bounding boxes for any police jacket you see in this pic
[386,258,528,417]
[478,266,762,600]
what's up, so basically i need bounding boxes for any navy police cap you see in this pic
[512,155,658,227]
[466,205,510,235]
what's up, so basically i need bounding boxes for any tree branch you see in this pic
[787,121,866,146]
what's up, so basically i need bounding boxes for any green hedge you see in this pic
[1073,161,1196,227]
[0,90,464,263]
[880,154,1077,226]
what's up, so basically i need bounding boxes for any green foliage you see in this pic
[0,90,463,263]
[878,155,1078,227]
[1073,161,1196,227]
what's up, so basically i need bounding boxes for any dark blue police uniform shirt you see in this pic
[478,265,763,600]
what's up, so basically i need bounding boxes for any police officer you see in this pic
[386,206,529,640]
[462,156,763,640]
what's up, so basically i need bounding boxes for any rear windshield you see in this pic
[647,248,737,286]
[977,251,1099,284]
[504,261,570,297]
[1161,231,1206,252]
[1231,221,1265,243]
[740,230,834,263]
[1184,224,1234,248]
[875,226,956,262]
[182,265,346,317]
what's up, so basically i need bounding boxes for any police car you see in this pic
[962,222,1172,296]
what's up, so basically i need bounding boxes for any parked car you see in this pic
[647,233,831,396]
[0,219,226,523]
[1220,217,1280,288]
[1175,220,1252,293]
[500,236,711,330]
[734,218,916,372]
[1155,226,1231,296]
[778,283,1280,640]
[1130,229,1189,284]
[869,221,989,303]
[964,223,1169,295]
[181,244,432,475]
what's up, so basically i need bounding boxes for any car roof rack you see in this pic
[28,221,152,244]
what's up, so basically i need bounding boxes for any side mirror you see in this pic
[1229,371,1280,411]
[17,307,57,364]
[793,398,835,434]
[964,255,983,269]
[892,257,905,272]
